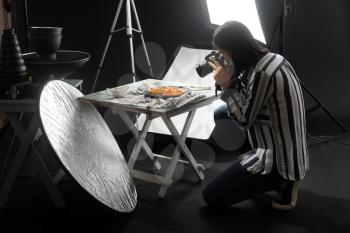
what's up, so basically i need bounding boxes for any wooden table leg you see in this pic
[115,110,205,198]
[0,113,65,208]
[158,110,198,198]
[117,111,161,170]
[128,115,152,169]
[0,113,23,173]
[31,146,65,208]
[0,114,39,207]
[161,114,205,181]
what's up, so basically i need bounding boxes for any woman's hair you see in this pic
[213,21,268,76]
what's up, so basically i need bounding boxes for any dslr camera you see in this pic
[196,50,227,78]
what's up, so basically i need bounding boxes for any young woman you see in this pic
[202,21,309,210]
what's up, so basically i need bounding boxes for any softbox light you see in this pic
[206,0,266,44]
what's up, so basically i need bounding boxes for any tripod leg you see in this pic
[91,0,124,93]
[300,81,346,133]
[131,0,154,78]
[321,106,347,132]
[126,0,140,127]
[126,0,136,83]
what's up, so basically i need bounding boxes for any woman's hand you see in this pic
[208,60,235,91]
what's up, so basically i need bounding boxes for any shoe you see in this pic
[272,180,300,210]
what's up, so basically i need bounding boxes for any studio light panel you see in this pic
[206,0,266,44]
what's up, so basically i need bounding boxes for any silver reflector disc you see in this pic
[39,80,137,212]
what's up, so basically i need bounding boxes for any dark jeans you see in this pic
[214,103,231,121]
[202,161,286,208]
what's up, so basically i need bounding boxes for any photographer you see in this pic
[202,21,309,210]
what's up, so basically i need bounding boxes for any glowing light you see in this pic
[206,0,266,43]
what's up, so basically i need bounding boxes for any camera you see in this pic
[196,51,227,78]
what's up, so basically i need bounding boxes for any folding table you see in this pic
[0,79,82,207]
[81,79,219,197]
[0,98,65,207]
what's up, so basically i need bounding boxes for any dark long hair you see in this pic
[213,21,268,77]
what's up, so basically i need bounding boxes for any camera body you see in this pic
[196,51,227,78]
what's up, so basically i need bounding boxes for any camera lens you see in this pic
[196,62,213,78]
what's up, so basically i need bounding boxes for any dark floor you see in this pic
[0,117,350,233]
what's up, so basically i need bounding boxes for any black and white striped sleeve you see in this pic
[221,71,273,129]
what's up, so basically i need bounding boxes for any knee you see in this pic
[214,105,229,122]
[214,110,226,122]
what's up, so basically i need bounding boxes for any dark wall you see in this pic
[295,0,350,123]
[18,0,214,92]
[13,0,350,128]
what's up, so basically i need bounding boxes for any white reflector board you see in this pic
[137,46,223,139]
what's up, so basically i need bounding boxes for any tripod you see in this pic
[282,0,346,136]
[91,0,154,93]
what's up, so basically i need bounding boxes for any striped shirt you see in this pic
[221,52,309,180]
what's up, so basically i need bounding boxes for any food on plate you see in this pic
[146,86,186,97]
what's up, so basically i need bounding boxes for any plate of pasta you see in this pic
[145,86,191,98]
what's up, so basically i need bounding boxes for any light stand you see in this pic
[282,0,346,136]
[91,0,154,93]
